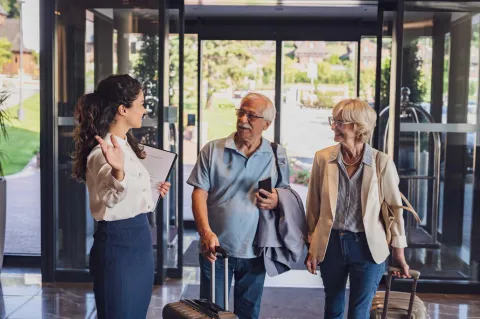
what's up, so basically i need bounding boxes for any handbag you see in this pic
[375,152,421,246]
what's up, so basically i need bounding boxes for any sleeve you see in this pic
[275,144,291,188]
[382,157,407,248]
[306,152,322,239]
[87,149,128,208]
[186,144,211,191]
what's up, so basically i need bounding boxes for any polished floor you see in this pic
[0,266,479,319]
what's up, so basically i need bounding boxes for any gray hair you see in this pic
[332,98,377,143]
[240,93,276,122]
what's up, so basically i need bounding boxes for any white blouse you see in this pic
[86,133,155,221]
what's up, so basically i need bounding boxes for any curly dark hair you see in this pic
[72,74,145,182]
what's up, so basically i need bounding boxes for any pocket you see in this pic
[358,234,376,263]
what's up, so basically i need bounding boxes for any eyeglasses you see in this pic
[236,109,264,122]
[328,116,352,128]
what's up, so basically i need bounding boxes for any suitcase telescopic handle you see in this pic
[389,266,420,280]
[210,246,229,311]
[382,266,421,319]
[214,246,228,258]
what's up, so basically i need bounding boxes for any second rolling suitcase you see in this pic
[370,266,429,319]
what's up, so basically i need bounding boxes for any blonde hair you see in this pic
[332,98,377,143]
[240,93,276,122]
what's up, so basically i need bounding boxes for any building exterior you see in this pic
[0,5,38,78]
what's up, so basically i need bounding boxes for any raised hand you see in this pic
[95,135,125,172]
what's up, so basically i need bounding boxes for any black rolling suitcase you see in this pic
[162,246,238,319]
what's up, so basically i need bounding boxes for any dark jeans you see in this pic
[199,254,266,319]
[320,229,385,319]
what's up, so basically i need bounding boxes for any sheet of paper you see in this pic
[140,145,177,210]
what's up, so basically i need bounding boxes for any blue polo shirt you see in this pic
[187,133,290,258]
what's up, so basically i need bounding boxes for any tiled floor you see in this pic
[0,266,479,318]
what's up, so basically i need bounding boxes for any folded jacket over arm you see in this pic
[255,187,308,276]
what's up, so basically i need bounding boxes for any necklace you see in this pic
[341,149,364,166]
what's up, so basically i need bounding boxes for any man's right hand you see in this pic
[200,230,219,262]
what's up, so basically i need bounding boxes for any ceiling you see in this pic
[184,4,379,18]
[184,0,378,5]
[91,1,480,23]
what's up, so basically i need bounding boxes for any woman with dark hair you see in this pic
[72,74,170,319]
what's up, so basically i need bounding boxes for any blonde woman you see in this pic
[305,99,410,318]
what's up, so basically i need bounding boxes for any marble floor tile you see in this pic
[0,267,476,319]
[7,294,96,319]
[0,296,33,318]
[0,275,42,297]
[264,269,325,288]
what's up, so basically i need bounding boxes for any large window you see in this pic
[280,41,357,205]
[53,2,171,279]
[200,40,276,148]
[174,34,198,222]
[1,0,41,256]
[40,0,480,288]
[379,7,480,281]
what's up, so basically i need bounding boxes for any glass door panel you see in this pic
[54,1,164,276]
[199,40,276,148]
[177,34,198,222]
[381,5,480,281]
[280,41,357,206]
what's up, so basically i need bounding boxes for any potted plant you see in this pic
[0,90,10,271]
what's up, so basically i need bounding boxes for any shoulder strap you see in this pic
[271,142,282,187]
[376,151,421,223]
[398,193,422,223]
[375,151,384,202]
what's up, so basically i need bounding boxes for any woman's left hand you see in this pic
[158,181,171,198]
[392,247,411,278]
[255,188,279,210]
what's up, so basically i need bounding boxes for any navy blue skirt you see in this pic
[89,213,154,319]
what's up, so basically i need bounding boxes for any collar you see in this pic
[104,132,128,148]
[225,132,272,154]
[329,143,373,166]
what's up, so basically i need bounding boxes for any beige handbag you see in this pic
[375,152,421,246]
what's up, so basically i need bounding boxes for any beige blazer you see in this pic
[306,144,407,264]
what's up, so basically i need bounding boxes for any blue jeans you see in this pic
[199,254,266,319]
[320,229,386,319]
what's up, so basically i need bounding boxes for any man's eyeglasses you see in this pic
[236,109,264,121]
[328,116,352,128]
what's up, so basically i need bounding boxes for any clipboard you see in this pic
[140,144,178,211]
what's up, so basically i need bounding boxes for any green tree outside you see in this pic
[0,0,19,18]
[202,40,254,109]
[133,34,159,96]
[401,40,427,103]
[380,40,427,109]
[168,35,197,108]
[0,37,12,69]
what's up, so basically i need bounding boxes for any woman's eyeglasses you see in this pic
[328,116,352,128]
[236,109,264,122]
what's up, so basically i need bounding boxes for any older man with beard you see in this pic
[187,93,290,319]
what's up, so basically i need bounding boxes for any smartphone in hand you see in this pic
[258,177,272,199]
